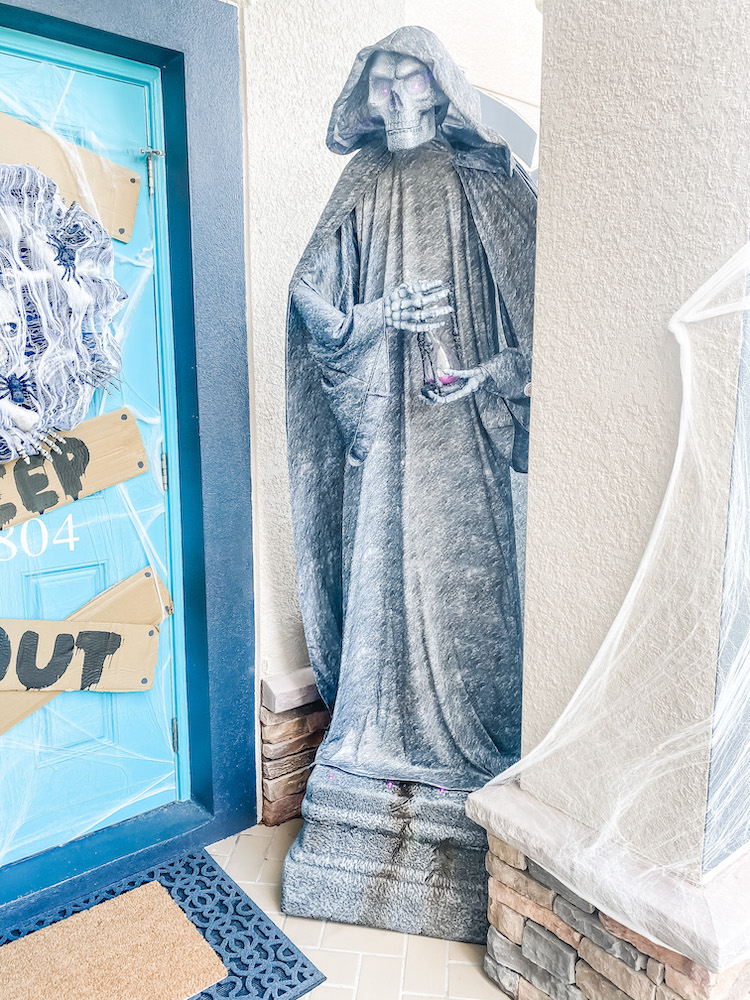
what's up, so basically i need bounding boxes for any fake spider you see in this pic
[47,222,87,282]
[0,370,36,405]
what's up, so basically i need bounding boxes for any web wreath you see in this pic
[0,164,126,461]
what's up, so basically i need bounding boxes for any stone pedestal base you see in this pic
[281,765,489,942]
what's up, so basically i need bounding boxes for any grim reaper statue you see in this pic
[283,27,536,941]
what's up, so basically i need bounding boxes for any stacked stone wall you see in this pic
[484,837,750,1000]
[260,669,330,825]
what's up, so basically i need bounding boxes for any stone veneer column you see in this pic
[478,831,750,1000]
[467,0,750,992]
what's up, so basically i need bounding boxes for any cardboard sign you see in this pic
[0,618,158,692]
[0,408,148,531]
[0,112,141,242]
[0,567,172,736]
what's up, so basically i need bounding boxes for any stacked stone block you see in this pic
[260,668,330,825]
[483,837,750,1000]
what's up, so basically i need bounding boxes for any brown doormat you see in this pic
[0,880,228,1000]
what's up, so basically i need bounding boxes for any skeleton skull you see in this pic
[367,52,442,151]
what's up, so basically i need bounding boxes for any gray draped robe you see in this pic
[286,27,536,792]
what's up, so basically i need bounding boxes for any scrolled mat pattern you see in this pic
[0,850,325,1000]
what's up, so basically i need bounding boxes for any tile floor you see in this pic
[207,819,500,1000]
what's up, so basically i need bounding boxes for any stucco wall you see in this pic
[405,0,542,132]
[239,0,406,690]
[519,0,750,877]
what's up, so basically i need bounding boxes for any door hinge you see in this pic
[140,146,164,196]
[171,717,179,754]
[161,451,168,492]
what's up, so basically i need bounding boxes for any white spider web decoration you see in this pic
[0,164,125,461]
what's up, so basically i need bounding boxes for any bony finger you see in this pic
[441,380,479,402]
[399,301,450,317]
[402,320,442,333]
[419,288,451,307]
[400,289,449,311]
[419,304,453,320]
[442,367,477,378]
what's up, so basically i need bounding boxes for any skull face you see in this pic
[367,52,442,151]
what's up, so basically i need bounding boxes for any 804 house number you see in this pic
[0,514,79,560]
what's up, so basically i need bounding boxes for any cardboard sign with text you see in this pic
[0,112,141,242]
[0,618,158,692]
[0,568,173,736]
[0,408,147,531]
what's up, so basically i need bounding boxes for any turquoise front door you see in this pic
[0,27,189,866]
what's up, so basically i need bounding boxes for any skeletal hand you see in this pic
[0,398,64,463]
[423,365,489,404]
[384,280,452,333]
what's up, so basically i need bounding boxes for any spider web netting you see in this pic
[474,243,750,969]
[0,164,125,461]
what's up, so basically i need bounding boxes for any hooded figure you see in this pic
[286,27,536,795]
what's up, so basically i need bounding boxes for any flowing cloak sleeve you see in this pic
[286,146,391,707]
[455,146,537,473]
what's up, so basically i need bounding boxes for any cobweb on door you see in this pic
[0,62,180,868]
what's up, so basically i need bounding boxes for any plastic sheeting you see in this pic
[481,243,750,963]
[0,41,181,868]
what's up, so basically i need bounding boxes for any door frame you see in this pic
[0,0,254,930]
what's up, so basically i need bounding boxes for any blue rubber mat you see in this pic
[0,850,325,1000]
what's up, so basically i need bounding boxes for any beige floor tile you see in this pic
[206,852,231,870]
[258,859,285,885]
[241,823,276,838]
[322,921,406,956]
[449,941,487,964]
[448,962,502,999]
[283,914,325,949]
[223,834,268,883]
[205,834,238,857]
[239,880,283,915]
[404,934,448,995]
[403,996,447,999]
[302,948,360,988]
[265,826,301,862]
[356,954,403,1000]
[308,987,354,999]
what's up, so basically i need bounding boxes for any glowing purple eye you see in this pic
[372,77,391,99]
[405,72,429,94]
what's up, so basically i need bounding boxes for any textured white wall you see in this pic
[405,0,542,129]
[520,0,750,876]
